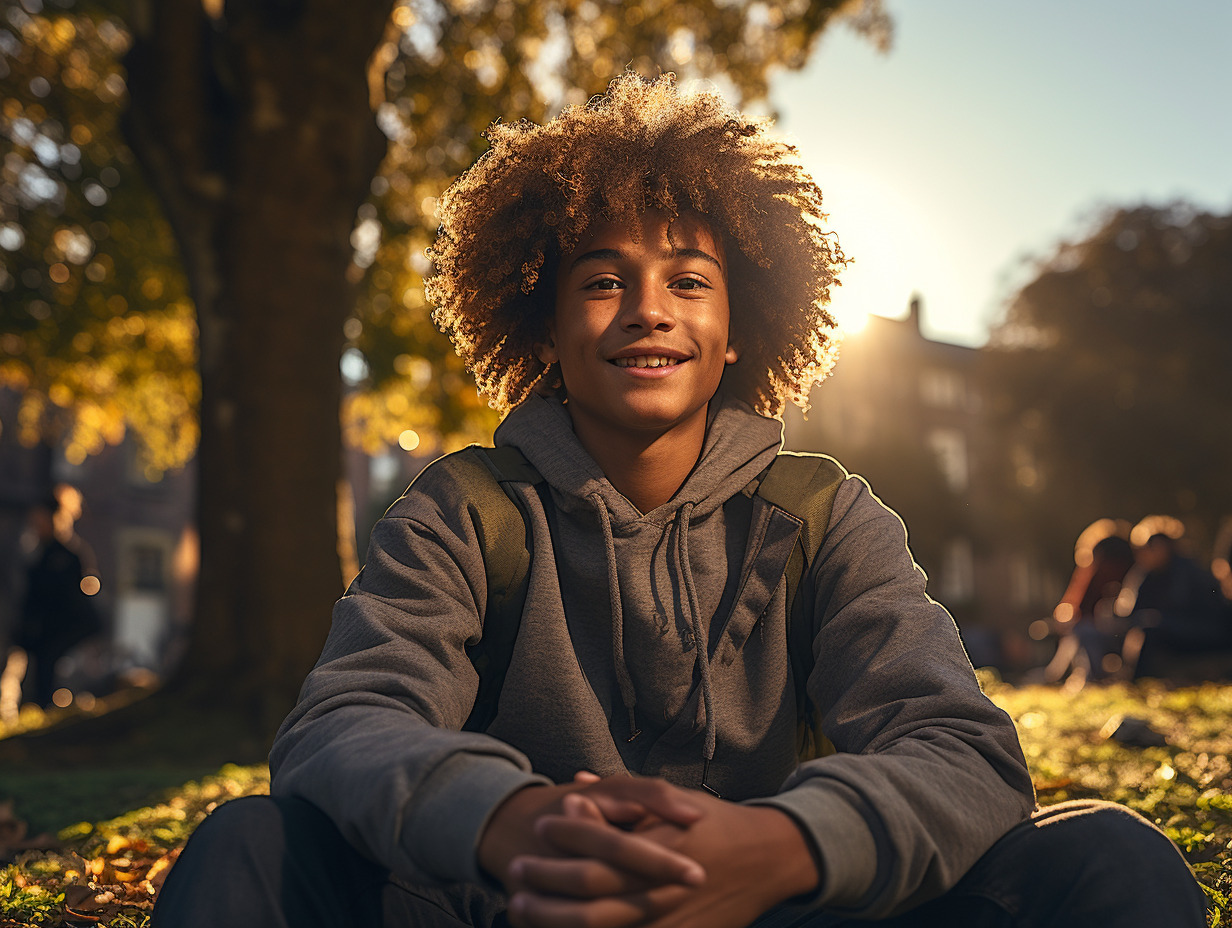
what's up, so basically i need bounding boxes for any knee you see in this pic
[154,794,354,926]
[1029,800,1191,879]
[177,794,340,875]
[963,801,1206,926]
[181,795,288,859]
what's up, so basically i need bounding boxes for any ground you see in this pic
[1,678,1230,927]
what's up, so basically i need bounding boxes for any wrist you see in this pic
[749,806,822,900]
[476,782,568,887]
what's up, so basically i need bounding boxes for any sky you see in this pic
[768,0,1232,346]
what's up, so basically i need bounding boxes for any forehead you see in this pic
[566,210,724,262]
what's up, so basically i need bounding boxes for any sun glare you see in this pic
[831,304,870,335]
[814,164,935,338]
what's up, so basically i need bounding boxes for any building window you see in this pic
[940,537,975,603]
[131,543,167,593]
[114,530,174,671]
[928,428,969,492]
[115,531,172,594]
[920,368,964,409]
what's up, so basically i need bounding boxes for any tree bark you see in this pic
[123,0,393,741]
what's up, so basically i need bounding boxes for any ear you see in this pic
[535,322,559,364]
[725,344,739,365]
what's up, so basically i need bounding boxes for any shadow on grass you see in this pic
[0,681,276,839]
[0,765,237,836]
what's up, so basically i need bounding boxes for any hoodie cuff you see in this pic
[748,779,879,908]
[401,752,550,883]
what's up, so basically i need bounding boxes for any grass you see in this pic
[0,764,270,928]
[0,680,1230,927]
[982,675,1232,925]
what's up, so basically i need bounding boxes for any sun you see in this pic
[830,302,870,335]
[812,163,931,338]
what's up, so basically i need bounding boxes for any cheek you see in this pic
[564,303,619,349]
[547,316,598,378]
[709,299,733,348]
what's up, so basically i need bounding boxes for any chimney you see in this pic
[908,294,922,334]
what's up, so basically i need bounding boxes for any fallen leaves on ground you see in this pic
[0,764,268,928]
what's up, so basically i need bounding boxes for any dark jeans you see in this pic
[152,795,1207,928]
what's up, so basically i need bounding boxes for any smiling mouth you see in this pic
[611,356,684,369]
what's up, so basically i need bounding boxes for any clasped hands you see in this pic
[477,771,820,928]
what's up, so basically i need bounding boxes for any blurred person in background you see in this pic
[1044,520,1135,688]
[13,485,101,707]
[1119,516,1232,680]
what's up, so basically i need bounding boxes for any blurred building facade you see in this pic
[0,388,196,693]
[783,297,1062,670]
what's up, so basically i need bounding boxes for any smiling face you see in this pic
[537,210,738,452]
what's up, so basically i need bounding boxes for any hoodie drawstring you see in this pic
[590,494,718,790]
[590,493,641,741]
[676,502,718,783]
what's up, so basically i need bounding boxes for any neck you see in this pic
[572,410,709,514]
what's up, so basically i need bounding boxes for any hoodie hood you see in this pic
[494,392,783,524]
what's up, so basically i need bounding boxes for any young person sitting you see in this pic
[153,73,1206,928]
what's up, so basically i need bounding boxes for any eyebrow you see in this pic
[569,247,723,272]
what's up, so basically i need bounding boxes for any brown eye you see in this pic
[672,277,708,290]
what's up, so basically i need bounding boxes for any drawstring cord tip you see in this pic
[626,708,641,742]
[701,757,721,797]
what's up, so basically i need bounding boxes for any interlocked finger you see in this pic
[564,791,646,827]
[534,815,704,887]
[578,779,702,829]
[508,884,694,928]
[508,855,648,898]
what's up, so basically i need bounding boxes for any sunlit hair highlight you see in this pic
[426,72,844,416]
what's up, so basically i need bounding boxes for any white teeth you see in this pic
[613,356,679,368]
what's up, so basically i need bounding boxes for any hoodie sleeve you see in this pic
[752,476,1035,918]
[269,459,550,886]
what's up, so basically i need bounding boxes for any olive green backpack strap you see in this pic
[753,452,845,760]
[451,445,543,732]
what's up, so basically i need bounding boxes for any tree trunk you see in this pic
[122,0,393,743]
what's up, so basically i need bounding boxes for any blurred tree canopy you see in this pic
[981,203,1232,564]
[0,0,890,739]
[0,9,197,476]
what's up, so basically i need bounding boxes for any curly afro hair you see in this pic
[426,72,844,417]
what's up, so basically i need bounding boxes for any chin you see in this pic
[615,403,709,435]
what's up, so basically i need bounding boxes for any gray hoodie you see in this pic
[271,393,1034,920]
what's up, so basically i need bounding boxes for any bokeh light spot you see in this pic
[0,224,25,251]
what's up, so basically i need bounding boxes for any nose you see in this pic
[619,282,675,333]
